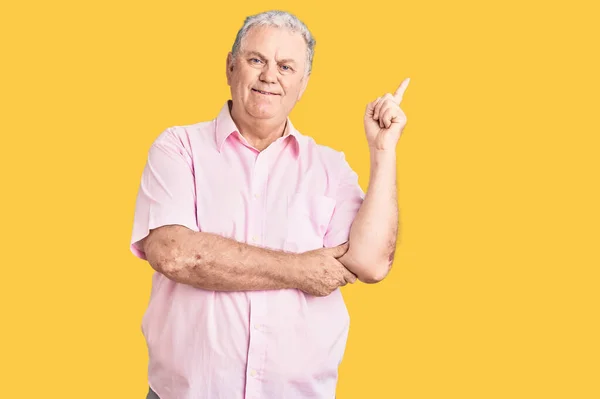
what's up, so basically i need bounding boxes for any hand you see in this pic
[295,243,357,297]
[364,77,410,151]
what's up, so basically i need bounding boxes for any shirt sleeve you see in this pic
[323,152,366,248]
[129,128,199,260]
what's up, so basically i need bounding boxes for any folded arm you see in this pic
[142,225,300,291]
[140,225,354,295]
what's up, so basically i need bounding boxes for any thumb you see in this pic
[329,242,350,258]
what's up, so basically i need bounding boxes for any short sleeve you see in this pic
[129,128,199,260]
[323,152,365,248]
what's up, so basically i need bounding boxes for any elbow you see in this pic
[358,262,392,284]
[147,248,179,275]
[360,247,397,283]
[353,255,393,283]
[154,256,180,275]
[343,246,395,284]
[143,225,200,276]
[143,232,183,275]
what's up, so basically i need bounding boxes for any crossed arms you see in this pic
[141,149,399,296]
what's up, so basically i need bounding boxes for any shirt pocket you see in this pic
[284,192,336,252]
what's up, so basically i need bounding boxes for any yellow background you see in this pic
[1,0,598,397]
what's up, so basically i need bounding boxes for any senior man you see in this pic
[130,9,409,399]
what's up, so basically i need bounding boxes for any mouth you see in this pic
[252,88,279,96]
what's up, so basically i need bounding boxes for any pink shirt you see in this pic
[130,101,365,399]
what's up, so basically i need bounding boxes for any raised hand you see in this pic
[364,77,410,151]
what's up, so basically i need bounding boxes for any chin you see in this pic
[247,104,280,120]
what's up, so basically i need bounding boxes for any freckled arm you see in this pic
[142,225,304,292]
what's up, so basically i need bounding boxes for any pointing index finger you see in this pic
[393,77,410,103]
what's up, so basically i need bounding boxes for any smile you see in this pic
[252,88,279,95]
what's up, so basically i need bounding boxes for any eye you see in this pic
[280,64,293,72]
[249,58,262,64]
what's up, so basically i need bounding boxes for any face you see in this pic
[226,25,310,123]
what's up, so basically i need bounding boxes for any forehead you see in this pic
[241,25,307,62]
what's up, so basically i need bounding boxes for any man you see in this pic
[130,9,409,399]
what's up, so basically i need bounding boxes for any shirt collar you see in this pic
[215,100,301,157]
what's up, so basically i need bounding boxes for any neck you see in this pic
[229,102,288,152]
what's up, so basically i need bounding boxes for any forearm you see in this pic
[146,226,302,291]
[340,149,399,282]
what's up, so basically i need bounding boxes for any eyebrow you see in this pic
[245,50,297,65]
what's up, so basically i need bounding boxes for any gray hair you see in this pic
[231,10,316,75]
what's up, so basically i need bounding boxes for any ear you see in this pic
[226,52,234,86]
[297,74,310,101]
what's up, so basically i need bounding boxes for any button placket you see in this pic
[245,154,269,399]
[248,154,267,246]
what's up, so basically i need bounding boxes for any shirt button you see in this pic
[251,235,258,242]
[253,193,260,199]
[254,323,262,331]
[250,369,257,377]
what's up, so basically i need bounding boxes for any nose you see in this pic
[259,63,277,84]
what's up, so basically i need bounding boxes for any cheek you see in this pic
[232,70,252,88]
[235,81,251,99]
[282,81,298,97]
[286,86,303,101]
